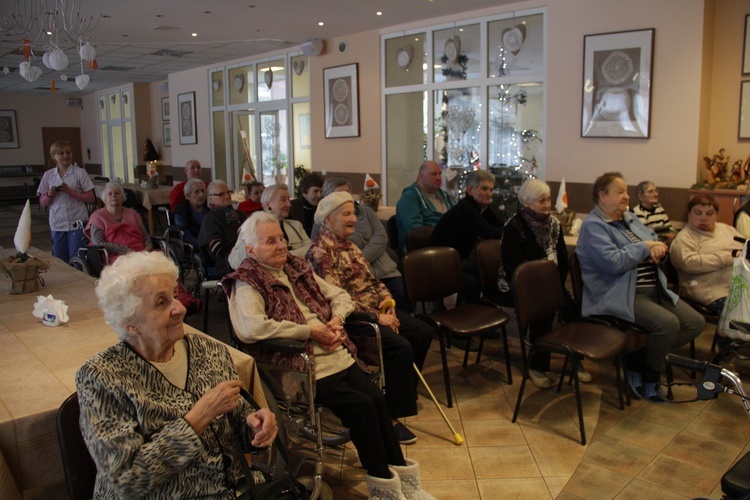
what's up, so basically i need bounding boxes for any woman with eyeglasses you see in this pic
[197,180,247,276]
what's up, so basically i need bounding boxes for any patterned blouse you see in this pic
[306,226,392,312]
[76,333,261,499]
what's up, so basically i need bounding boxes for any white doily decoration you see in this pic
[75,74,90,90]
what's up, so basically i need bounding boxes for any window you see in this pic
[382,9,545,208]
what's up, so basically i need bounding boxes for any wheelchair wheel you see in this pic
[69,256,92,276]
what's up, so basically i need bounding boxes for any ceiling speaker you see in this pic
[301,39,324,56]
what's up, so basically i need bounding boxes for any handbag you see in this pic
[718,240,750,341]
[232,389,309,500]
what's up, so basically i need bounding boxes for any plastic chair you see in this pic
[511,260,629,445]
[227,310,384,500]
[402,246,511,408]
[56,392,96,500]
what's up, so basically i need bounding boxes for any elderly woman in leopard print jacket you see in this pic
[76,251,277,499]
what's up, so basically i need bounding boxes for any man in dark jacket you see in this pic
[430,169,504,301]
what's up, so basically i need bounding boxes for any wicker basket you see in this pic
[1,258,49,294]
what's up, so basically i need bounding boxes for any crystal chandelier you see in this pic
[1,0,101,89]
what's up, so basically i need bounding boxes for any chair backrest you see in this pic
[406,225,434,253]
[57,392,97,500]
[513,260,564,329]
[386,215,400,256]
[475,239,503,291]
[402,246,464,303]
[569,252,584,306]
[122,188,141,209]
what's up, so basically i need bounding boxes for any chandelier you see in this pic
[1,0,101,89]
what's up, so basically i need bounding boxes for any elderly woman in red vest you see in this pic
[223,212,434,500]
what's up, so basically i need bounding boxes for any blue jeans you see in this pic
[51,228,85,263]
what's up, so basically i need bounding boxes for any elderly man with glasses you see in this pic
[197,180,247,276]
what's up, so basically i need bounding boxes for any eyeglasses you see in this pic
[209,190,233,197]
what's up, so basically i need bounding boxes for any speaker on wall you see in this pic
[301,38,324,56]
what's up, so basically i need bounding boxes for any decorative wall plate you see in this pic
[264,69,273,88]
[445,36,461,63]
[502,25,526,55]
[293,60,305,76]
[212,78,222,91]
[234,74,245,93]
[397,45,414,68]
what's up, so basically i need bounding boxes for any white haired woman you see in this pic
[224,212,434,499]
[86,182,153,260]
[76,251,277,498]
[173,178,210,247]
[497,178,583,388]
[228,183,310,270]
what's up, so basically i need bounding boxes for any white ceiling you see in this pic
[0,0,519,96]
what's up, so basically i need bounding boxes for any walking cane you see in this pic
[380,299,464,445]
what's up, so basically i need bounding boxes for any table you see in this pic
[0,247,267,499]
[93,183,172,235]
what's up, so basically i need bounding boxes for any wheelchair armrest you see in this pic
[347,311,378,323]
[253,338,306,354]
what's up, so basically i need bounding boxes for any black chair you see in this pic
[402,246,511,407]
[475,238,514,309]
[511,260,629,445]
[56,393,96,500]
[386,215,401,259]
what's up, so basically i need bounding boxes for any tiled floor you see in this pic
[3,203,748,499]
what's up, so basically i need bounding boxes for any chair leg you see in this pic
[203,286,210,333]
[614,355,625,410]
[570,357,586,446]
[462,339,471,368]
[475,335,485,365]
[501,325,513,385]
[558,356,570,393]
[711,330,718,353]
[512,348,532,424]
[438,330,453,408]
[689,339,696,379]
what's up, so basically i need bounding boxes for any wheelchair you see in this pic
[225,308,384,500]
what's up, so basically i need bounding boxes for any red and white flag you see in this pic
[555,178,568,213]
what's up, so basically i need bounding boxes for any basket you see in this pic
[1,257,49,295]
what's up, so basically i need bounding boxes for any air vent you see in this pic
[99,65,135,71]
[151,49,192,57]
[152,25,180,32]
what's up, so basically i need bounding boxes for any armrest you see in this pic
[347,311,378,323]
[252,338,306,354]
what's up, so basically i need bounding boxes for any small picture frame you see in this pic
[323,63,360,138]
[744,15,750,75]
[581,28,654,138]
[163,122,172,147]
[0,110,19,149]
[739,81,750,139]
[161,97,170,121]
[178,92,197,145]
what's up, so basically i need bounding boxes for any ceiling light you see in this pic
[376,11,382,16]
[192,33,198,37]
[318,22,324,26]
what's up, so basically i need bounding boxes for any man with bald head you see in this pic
[170,159,207,210]
[395,160,454,252]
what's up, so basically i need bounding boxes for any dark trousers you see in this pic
[378,311,434,419]
[315,364,405,478]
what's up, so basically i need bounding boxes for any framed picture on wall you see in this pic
[323,63,360,138]
[161,97,170,121]
[0,110,19,149]
[739,81,750,139]
[744,15,750,75]
[178,92,197,145]
[163,122,172,147]
[581,28,654,138]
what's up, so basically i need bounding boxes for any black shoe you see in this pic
[393,422,417,444]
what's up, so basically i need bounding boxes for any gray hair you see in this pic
[465,170,495,190]
[100,182,124,202]
[207,179,228,193]
[636,181,654,197]
[95,251,179,340]
[184,178,204,197]
[239,211,281,248]
[518,179,551,206]
[322,176,352,198]
[260,183,289,208]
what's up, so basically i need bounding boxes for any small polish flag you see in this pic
[555,178,568,213]
[364,173,379,190]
